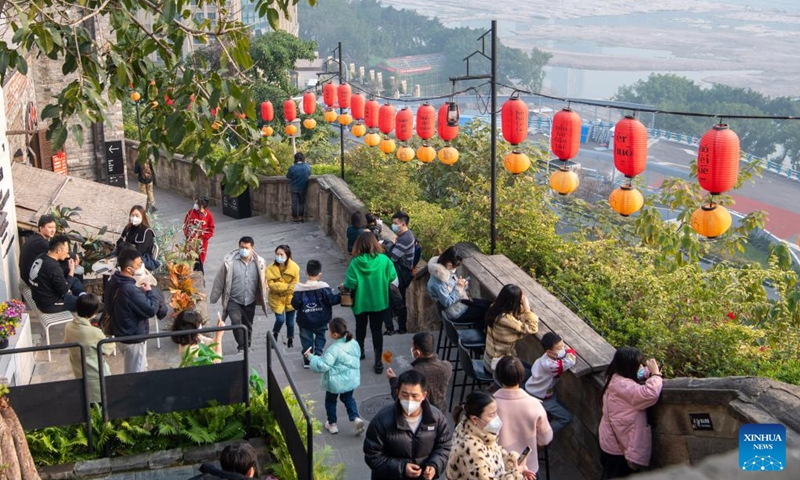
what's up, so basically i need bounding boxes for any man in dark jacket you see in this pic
[190,443,259,479]
[386,332,452,410]
[28,235,83,312]
[291,259,341,368]
[286,152,312,223]
[364,370,452,480]
[19,214,57,286]
[104,248,158,373]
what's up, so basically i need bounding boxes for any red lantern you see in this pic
[551,108,581,160]
[283,100,297,122]
[416,103,436,140]
[337,84,351,109]
[351,94,365,120]
[501,96,528,145]
[364,99,379,129]
[613,115,648,178]
[396,108,413,142]
[698,124,740,195]
[437,103,459,142]
[302,92,316,115]
[260,101,273,122]
[323,83,337,108]
[379,103,396,135]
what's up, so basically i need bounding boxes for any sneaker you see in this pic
[325,422,339,434]
[354,417,366,435]
[287,338,293,349]
[303,358,310,369]
[384,329,395,336]
[374,363,384,374]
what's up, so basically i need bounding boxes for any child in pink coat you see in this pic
[598,347,663,479]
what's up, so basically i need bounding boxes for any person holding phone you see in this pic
[483,284,539,375]
[427,246,490,329]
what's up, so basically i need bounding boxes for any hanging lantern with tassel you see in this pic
[337,83,351,109]
[501,94,530,174]
[302,92,316,116]
[379,103,396,135]
[323,83,336,108]
[690,124,740,238]
[351,94,365,121]
[608,115,648,215]
[549,107,582,194]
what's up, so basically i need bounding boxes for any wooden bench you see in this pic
[19,282,75,362]
[462,253,616,376]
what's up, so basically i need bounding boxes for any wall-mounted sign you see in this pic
[690,413,714,431]
[52,150,68,175]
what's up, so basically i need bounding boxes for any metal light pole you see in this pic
[449,20,498,254]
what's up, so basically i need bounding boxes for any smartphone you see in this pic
[517,445,531,465]
[465,276,471,282]
[304,347,313,356]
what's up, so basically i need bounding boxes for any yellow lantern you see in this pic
[324,109,338,123]
[338,113,353,126]
[261,125,274,137]
[549,168,579,195]
[303,118,317,130]
[396,146,415,163]
[416,144,436,163]
[438,146,459,165]
[364,132,381,147]
[691,202,732,238]
[609,185,644,216]
[379,137,396,154]
[351,123,366,138]
[130,91,141,102]
[284,124,298,136]
[503,150,531,175]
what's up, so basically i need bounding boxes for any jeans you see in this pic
[543,395,573,434]
[300,326,328,356]
[121,341,148,373]
[273,309,296,339]
[291,190,306,218]
[227,301,257,350]
[355,309,390,366]
[325,390,359,424]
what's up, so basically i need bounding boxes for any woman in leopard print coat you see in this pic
[446,391,535,480]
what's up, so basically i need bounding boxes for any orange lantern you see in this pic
[260,101,273,122]
[364,99,379,129]
[338,113,353,126]
[379,103,396,135]
[396,146,415,163]
[351,123,366,138]
[303,118,317,130]
[302,92,316,115]
[698,124,740,195]
[416,144,436,163]
[379,137,396,154]
[438,146,459,165]
[324,109,338,123]
[260,125,273,137]
[503,150,531,175]
[283,100,297,122]
[551,108,581,161]
[609,185,644,216]
[416,103,436,140]
[130,91,141,102]
[437,103,459,142]
[613,116,648,178]
[284,124,298,136]
[323,83,336,108]
[691,202,732,238]
[337,83,351,109]
[351,94,365,120]
[501,95,528,145]
[396,108,414,142]
[364,132,381,147]
[549,169,579,195]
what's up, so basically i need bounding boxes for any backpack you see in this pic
[140,162,153,182]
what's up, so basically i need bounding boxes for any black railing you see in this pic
[0,343,94,453]
[266,334,313,480]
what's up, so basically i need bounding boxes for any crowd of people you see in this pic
[18,165,665,479]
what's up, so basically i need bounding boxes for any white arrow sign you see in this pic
[108,144,120,154]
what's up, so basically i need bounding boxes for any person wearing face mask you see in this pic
[267,244,300,348]
[384,211,416,335]
[183,196,216,272]
[426,246,490,329]
[525,331,577,434]
[447,391,535,480]
[112,205,158,270]
[386,332,452,410]
[364,370,452,480]
[104,248,160,373]
[210,237,268,352]
[598,347,663,479]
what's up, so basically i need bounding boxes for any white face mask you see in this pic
[400,399,421,416]
[193,203,200,211]
[483,415,502,435]
[556,349,566,359]
[133,264,146,277]
[130,216,142,226]
[240,248,251,258]
[410,348,417,358]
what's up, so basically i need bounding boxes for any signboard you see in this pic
[52,150,68,175]
[689,413,714,431]
[105,140,125,188]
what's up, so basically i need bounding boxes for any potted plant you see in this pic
[0,299,25,349]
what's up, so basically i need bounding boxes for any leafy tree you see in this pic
[0,0,318,195]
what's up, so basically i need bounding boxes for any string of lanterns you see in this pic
[255,83,745,239]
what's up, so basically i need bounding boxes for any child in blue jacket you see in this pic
[292,259,341,368]
[304,317,366,435]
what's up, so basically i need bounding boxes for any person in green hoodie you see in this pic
[344,231,397,374]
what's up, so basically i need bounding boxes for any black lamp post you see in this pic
[317,43,347,181]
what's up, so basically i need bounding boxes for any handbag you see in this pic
[340,287,354,307]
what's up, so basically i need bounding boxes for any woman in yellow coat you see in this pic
[267,244,300,347]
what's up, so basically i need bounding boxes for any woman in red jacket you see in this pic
[183,196,215,272]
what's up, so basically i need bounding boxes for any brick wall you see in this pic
[2,52,38,165]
